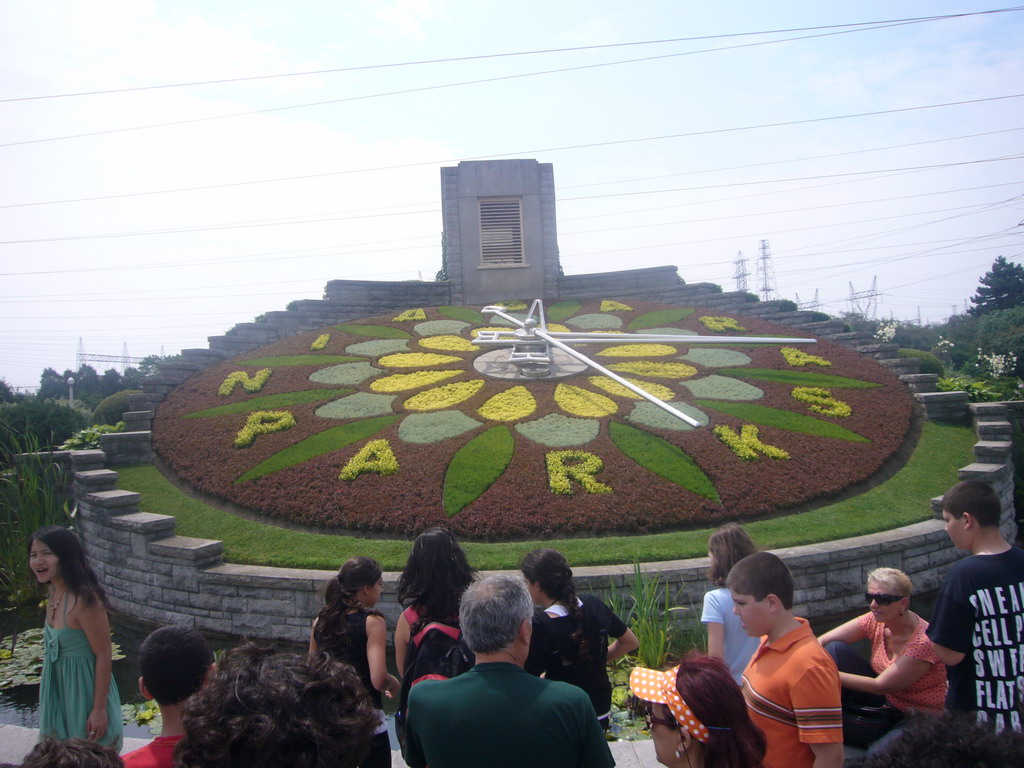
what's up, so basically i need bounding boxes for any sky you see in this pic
[1,1,1022,391]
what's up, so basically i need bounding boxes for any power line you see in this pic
[7,8,1019,103]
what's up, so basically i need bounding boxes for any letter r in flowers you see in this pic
[545,450,613,495]
[339,439,399,481]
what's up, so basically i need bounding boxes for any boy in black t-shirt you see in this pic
[927,480,1024,731]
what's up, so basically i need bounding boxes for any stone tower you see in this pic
[440,159,561,305]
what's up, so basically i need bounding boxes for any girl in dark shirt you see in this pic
[311,557,399,768]
[521,548,639,728]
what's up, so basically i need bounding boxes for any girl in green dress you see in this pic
[29,526,122,751]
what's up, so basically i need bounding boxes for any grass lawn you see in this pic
[117,421,974,571]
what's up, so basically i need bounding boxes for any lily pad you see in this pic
[443,426,515,517]
[610,422,720,501]
[399,411,483,444]
[315,392,396,419]
[515,414,600,447]
[309,362,382,386]
[627,401,708,432]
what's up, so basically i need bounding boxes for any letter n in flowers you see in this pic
[340,439,399,481]
[713,425,790,461]
[546,450,613,495]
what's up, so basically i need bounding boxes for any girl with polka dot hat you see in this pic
[629,654,766,768]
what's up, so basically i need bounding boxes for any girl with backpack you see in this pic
[393,527,477,676]
[310,556,399,768]
[521,547,639,729]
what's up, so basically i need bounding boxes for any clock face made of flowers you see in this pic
[153,299,914,539]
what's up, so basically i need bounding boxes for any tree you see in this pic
[969,256,1024,317]
[0,378,15,404]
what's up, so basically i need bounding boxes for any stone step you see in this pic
[968,402,1008,422]
[973,440,1013,463]
[878,358,920,375]
[976,420,1012,439]
[900,373,938,393]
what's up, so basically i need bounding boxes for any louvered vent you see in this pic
[479,197,524,265]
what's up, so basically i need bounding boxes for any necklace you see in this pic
[48,589,66,618]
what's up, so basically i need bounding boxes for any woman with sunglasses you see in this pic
[630,653,765,768]
[818,567,946,740]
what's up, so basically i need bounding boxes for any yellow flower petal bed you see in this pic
[791,386,852,418]
[404,380,485,411]
[310,333,331,351]
[477,386,537,421]
[378,353,462,368]
[370,370,462,392]
[498,300,528,311]
[588,376,674,401]
[595,344,678,358]
[554,383,618,417]
[419,335,478,352]
[781,347,832,367]
[600,300,633,312]
[393,308,427,322]
[699,316,747,332]
[608,361,698,379]
[219,368,272,396]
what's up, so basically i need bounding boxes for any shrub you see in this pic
[0,399,90,454]
[898,348,944,376]
[776,299,798,312]
[93,389,141,425]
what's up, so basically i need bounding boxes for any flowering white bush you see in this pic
[874,321,897,343]
[978,349,1018,379]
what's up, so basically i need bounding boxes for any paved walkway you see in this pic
[0,724,661,766]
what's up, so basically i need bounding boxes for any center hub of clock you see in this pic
[472,347,589,381]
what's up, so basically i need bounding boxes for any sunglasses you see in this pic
[865,592,904,606]
[645,703,678,731]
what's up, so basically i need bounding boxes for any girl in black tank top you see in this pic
[311,557,399,768]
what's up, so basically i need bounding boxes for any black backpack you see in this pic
[395,618,475,756]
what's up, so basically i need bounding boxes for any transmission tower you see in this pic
[733,251,749,292]
[75,337,146,373]
[795,290,821,311]
[847,278,880,319]
[756,239,778,302]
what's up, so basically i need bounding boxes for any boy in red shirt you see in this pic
[122,626,214,768]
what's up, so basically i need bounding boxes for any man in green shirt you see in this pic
[405,574,615,768]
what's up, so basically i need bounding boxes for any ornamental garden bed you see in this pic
[152,300,914,540]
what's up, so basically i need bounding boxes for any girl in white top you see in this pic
[701,523,760,685]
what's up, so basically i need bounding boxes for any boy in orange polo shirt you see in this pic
[727,552,843,768]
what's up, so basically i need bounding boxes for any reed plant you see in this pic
[0,424,71,606]
[608,562,686,670]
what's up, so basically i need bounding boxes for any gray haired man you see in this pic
[404,574,615,768]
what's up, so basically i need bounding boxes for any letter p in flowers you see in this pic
[546,450,613,495]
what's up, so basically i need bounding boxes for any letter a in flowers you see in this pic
[339,439,400,481]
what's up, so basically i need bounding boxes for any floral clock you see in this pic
[153,300,914,539]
